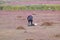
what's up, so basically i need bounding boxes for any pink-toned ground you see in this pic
[7,1,60,5]
[0,10,60,40]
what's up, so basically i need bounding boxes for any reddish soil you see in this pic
[0,10,60,40]
[7,1,60,5]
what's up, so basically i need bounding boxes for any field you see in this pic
[0,10,60,40]
[0,0,60,40]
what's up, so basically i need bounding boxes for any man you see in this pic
[27,15,33,26]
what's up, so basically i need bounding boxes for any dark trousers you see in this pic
[28,20,33,25]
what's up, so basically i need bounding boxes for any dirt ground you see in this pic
[6,1,60,5]
[0,10,60,40]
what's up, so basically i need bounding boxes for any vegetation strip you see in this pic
[0,4,60,10]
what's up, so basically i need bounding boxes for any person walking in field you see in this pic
[27,15,33,26]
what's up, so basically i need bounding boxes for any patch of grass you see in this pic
[21,19,26,20]
[26,38,34,40]
[41,22,53,26]
[55,34,60,38]
[17,16,22,18]
[16,26,25,30]
[0,6,3,10]
[0,4,60,10]
[32,13,36,15]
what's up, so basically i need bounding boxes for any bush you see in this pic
[0,6,3,10]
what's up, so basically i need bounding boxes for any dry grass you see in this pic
[41,22,53,26]
[16,26,25,30]
[32,13,36,15]
[21,19,26,20]
[26,38,34,40]
[17,16,22,18]
[54,34,60,38]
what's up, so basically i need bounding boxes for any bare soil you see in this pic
[0,10,60,40]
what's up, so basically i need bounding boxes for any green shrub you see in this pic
[0,6,3,10]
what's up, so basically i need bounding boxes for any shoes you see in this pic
[28,24,35,26]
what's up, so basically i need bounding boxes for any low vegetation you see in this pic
[16,26,25,30]
[26,38,34,40]
[54,34,60,38]
[41,22,53,26]
[0,4,60,10]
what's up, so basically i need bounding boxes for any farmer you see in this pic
[27,15,33,26]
